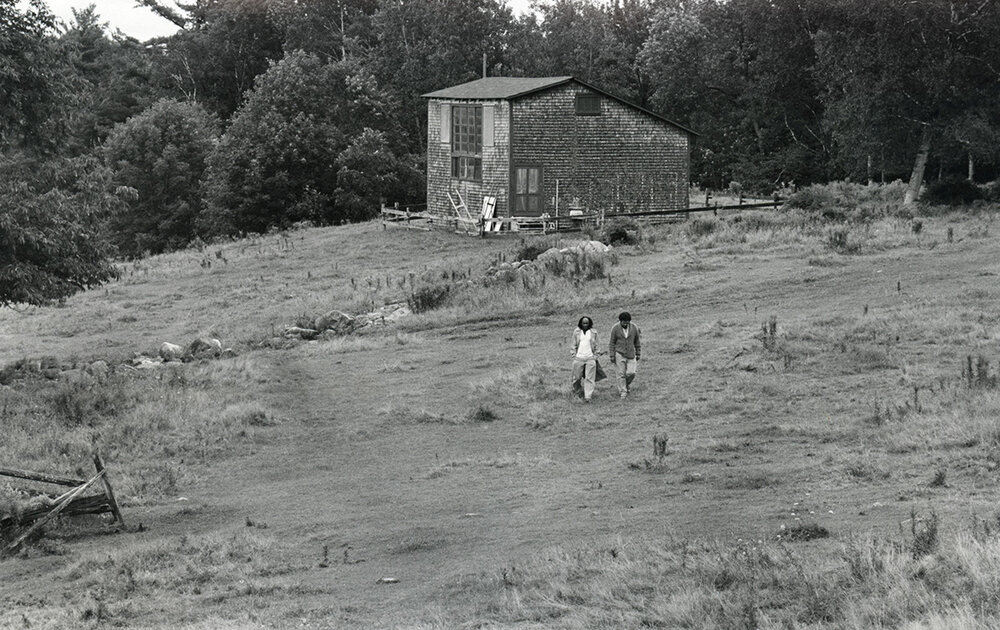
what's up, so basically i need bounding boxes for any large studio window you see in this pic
[451,105,482,180]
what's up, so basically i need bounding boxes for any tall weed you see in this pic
[0,358,279,501]
[787,181,910,221]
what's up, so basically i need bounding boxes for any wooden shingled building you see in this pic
[421,76,697,231]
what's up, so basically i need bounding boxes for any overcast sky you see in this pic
[43,0,180,40]
[39,0,534,42]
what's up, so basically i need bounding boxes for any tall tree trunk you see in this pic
[904,126,932,205]
[968,152,975,182]
[751,116,765,155]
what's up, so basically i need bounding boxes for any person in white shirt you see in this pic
[572,316,599,402]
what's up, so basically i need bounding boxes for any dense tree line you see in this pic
[3,0,1000,304]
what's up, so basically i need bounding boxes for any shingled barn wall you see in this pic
[426,99,510,221]
[511,83,690,216]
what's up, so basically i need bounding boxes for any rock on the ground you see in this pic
[86,360,109,378]
[314,310,355,335]
[284,326,318,340]
[186,337,223,359]
[534,247,565,264]
[356,302,411,329]
[159,342,184,362]
[579,240,612,254]
[130,355,163,369]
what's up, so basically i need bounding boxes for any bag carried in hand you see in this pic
[595,359,607,382]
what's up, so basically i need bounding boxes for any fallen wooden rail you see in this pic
[609,199,785,218]
[1,451,124,555]
[0,467,86,487]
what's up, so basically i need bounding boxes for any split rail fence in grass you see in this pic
[1,451,124,555]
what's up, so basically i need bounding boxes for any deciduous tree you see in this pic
[0,0,69,152]
[200,51,403,234]
[814,0,1000,202]
[103,98,218,256]
[0,158,124,306]
[149,0,284,119]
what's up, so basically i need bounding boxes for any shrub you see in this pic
[911,510,939,558]
[467,405,499,423]
[49,377,134,427]
[786,181,909,221]
[540,249,612,280]
[786,184,839,212]
[602,217,642,246]
[826,227,862,254]
[407,284,451,313]
[781,522,830,542]
[514,239,555,262]
[924,178,984,206]
[982,180,1000,202]
[687,218,718,238]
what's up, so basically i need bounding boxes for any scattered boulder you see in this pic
[186,337,223,360]
[86,360,109,378]
[356,302,411,329]
[579,239,612,254]
[130,354,163,369]
[61,368,86,383]
[286,301,414,341]
[159,342,184,362]
[534,247,564,265]
[314,310,355,335]
[284,326,318,340]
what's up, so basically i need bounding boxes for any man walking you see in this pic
[609,311,641,399]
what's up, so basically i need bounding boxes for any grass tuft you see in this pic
[467,405,499,423]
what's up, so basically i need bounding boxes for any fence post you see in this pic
[93,451,124,526]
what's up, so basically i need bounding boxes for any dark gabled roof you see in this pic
[422,76,698,137]
[422,76,573,100]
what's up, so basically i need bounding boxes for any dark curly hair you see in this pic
[577,316,593,330]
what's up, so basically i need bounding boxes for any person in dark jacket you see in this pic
[608,311,641,399]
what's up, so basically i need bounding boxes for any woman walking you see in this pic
[572,316,599,402]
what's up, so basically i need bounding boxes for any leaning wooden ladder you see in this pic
[447,190,478,234]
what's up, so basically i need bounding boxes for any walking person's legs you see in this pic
[571,359,584,397]
[615,352,629,398]
[625,359,638,391]
[582,358,596,401]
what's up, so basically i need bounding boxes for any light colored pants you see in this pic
[614,352,638,394]
[571,357,596,400]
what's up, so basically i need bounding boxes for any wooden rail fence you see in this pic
[1,451,124,555]
[381,198,784,237]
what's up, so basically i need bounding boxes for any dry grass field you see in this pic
[3,189,1000,628]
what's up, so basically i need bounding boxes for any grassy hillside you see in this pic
[3,197,1000,629]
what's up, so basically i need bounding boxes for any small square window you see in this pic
[575,93,601,115]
